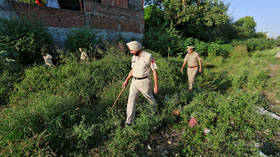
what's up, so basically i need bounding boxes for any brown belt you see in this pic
[188,65,198,68]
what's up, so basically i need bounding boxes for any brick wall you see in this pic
[11,2,85,28]
[10,0,144,34]
[101,0,128,8]
[85,1,144,34]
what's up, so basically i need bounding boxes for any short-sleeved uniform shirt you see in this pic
[43,53,53,66]
[131,51,157,78]
[80,51,88,61]
[183,52,201,67]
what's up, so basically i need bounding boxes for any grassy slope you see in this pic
[208,47,280,114]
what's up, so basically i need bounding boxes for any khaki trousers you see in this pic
[187,67,198,90]
[126,78,157,124]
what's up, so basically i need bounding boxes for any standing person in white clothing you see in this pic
[79,48,89,62]
[41,52,54,67]
[122,41,158,126]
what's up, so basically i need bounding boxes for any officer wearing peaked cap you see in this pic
[122,41,158,125]
[180,46,202,91]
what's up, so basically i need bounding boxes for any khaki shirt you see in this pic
[80,51,88,61]
[183,52,201,67]
[43,53,54,66]
[131,51,157,78]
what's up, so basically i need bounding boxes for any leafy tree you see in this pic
[276,36,280,41]
[161,0,230,41]
[233,16,257,39]
[0,17,52,64]
[143,6,170,55]
[143,0,232,55]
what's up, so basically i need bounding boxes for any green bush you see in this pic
[1,53,131,155]
[232,38,278,52]
[9,54,130,105]
[230,45,248,58]
[0,63,23,106]
[194,40,208,56]
[0,93,81,156]
[0,17,52,64]
[181,90,279,156]
[108,105,162,156]
[208,43,232,57]
[247,69,268,90]
[17,0,47,5]
[65,28,97,53]
[231,68,248,89]
[0,52,24,105]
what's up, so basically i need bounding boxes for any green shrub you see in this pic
[208,43,232,57]
[0,58,24,105]
[65,28,97,53]
[0,17,52,64]
[230,45,248,58]
[194,40,208,56]
[181,90,279,156]
[231,69,248,89]
[10,54,131,105]
[0,93,81,156]
[232,38,278,52]
[205,56,224,67]
[17,0,47,5]
[108,105,162,156]
[247,69,268,90]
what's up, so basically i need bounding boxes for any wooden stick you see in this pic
[110,87,126,111]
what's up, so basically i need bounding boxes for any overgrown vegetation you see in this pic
[143,0,280,57]
[1,46,279,156]
[1,1,280,156]
[0,17,52,65]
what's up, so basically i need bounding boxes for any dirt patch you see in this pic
[262,64,280,115]
[146,127,184,156]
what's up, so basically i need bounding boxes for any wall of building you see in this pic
[47,26,143,46]
[6,0,144,45]
[0,0,11,19]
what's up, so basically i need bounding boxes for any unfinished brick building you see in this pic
[0,0,144,45]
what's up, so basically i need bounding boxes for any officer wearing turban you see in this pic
[122,41,158,125]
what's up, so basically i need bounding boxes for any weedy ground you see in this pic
[0,47,280,156]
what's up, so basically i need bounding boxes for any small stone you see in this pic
[276,100,280,103]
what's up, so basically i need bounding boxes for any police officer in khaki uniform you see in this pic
[122,41,158,125]
[41,52,54,67]
[79,48,89,62]
[180,46,202,91]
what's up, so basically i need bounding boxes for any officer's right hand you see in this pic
[180,68,183,73]
[122,81,128,89]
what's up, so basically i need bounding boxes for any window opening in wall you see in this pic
[58,0,83,11]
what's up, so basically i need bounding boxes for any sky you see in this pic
[225,0,280,38]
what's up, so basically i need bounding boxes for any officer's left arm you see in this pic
[152,69,158,94]
[150,56,158,94]
[197,54,202,72]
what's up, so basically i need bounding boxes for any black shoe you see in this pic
[125,122,131,127]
